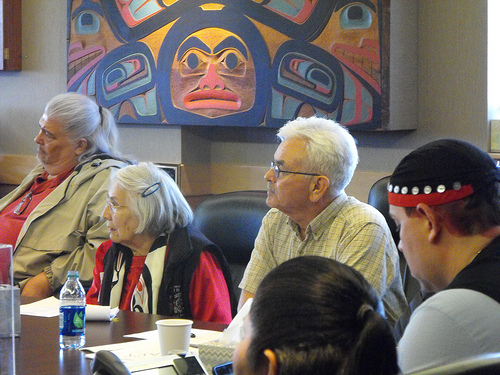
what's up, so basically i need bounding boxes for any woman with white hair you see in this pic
[87,162,235,324]
[0,92,127,298]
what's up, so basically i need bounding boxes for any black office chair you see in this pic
[192,191,269,301]
[367,176,420,303]
[405,352,500,375]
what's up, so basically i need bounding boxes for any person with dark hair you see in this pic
[0,92,127,298]
[239,116,407,326]
[233,256,399,375]
[389,139,500,372]
[86,162,235,324]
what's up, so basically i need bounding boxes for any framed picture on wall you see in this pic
[67,0,399,131]
[0,0,3,71]
[154,163,180,188]
[1,0,21,71]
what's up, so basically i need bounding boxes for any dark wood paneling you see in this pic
[2,1,22,71]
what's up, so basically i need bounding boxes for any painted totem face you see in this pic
[329,1,381,90]
[170,28,256,118]
[268,0,382,127]
[68,0,122,94]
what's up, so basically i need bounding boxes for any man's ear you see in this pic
[75,138,88,156]
[309,175,330,202]
[263,349,279,375]
[416,203,442,243]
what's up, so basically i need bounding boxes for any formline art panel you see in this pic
[67,0,391,130]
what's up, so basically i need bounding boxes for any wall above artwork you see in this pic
[67,0,417,131]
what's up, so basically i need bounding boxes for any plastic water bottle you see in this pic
[59,270,86,349]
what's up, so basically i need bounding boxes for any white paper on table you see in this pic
[83,340,201,361]
[82,328,220,360]
[83,338,161,361]
[125,328,222,348]
[20,296,59,317]
[86,304,119,321]
[20,296,118,321]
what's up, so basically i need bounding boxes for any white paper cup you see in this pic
[156,319,193,356]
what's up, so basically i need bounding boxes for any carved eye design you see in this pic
[179,50,209,76]
[339,4,373,30]
[221,52,239,70]
[186,52,200,70]
[217,50,247,77]
[75,11,100,35]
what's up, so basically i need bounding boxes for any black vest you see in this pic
[98,225,237,317]
[446,235,500,304]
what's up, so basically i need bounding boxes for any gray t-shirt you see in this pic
[398,288,500,373]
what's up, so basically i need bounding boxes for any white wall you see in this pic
[0,1,67,156]
[0,1,489,197]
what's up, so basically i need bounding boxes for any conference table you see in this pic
[1,298,226,375]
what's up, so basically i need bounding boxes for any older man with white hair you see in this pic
[238,117,407,326]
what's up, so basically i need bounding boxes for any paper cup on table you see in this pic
[156,319,193,356]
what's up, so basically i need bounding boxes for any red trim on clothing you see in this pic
[0,167,74,247]
[86,240,113,305]
[119,255,147,310]
[388,184,474,207]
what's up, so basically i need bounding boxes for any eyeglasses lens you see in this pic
[271,162,280,179]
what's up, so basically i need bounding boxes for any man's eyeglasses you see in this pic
[270,161,320,179]
[106,198,127,214]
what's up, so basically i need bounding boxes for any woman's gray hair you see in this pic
[44,92,120,162]
[277,116,359,196]
[113,162,193,236]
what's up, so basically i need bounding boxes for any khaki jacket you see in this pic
[0,155,128,292]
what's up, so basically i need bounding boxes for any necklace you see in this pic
[14,191,33,215]
[12,175,48,216]
[469,249,483,265]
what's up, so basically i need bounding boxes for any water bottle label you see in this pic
[59,306,85,336]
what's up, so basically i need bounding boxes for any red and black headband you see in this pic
[388,139,500,207]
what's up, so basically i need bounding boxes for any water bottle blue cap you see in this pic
[67,270,79,277]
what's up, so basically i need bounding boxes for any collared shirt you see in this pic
[239,191,407,326]
[0,168,74,248]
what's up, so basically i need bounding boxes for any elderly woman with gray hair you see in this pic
[0,92,127,298]
[86,162,235,324]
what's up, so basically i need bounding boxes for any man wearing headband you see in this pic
[389,139,500,372]
[239,117,407,327]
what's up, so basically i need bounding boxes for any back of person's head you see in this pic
[113,162,193,236]
[389,139,500,235]
[44,92,120,162]
[277,117,358,196]
[247,256,398,375]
